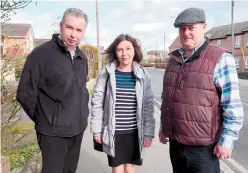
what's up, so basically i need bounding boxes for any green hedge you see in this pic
[238,72,248,80]
[2,141,39,170]
[15,59,25,79]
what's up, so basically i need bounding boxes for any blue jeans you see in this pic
[169,139,220,173]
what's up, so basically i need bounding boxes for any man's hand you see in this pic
[93,136,102,144]
[143,139,152,148]
[213,144,232,160]
[159,130,169,144]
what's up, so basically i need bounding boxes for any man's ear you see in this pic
[203,23,207,29]
[59,22,63,33]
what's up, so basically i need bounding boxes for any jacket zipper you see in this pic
[69,55,82,128]
[169,63,185,135]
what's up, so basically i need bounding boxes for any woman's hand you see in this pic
[143,139,152,148]
[94,136,102,144]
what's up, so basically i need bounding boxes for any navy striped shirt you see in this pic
[115,70,138,134]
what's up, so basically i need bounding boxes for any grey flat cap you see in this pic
[174,7,206,28]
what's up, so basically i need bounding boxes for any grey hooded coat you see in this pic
[90,61,155,157]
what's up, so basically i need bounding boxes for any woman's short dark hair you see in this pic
[104,34,143,63]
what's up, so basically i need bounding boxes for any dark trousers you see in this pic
[169,140,220,173]
[37,132,84,173]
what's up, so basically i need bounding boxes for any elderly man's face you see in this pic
[179,23,206,52]
[60,14,86,51]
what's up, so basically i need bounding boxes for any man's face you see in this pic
[179,23,206,51]
[60,14,86,51]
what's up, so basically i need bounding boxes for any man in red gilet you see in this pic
[159,7,244,173]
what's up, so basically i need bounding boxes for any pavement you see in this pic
[239,79,248,87]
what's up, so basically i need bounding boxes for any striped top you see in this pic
[179,40,244,150]
[115,70,138,134]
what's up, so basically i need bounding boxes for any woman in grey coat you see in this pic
[91,34,155,173]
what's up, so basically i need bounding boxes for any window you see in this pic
[29,32,34,51]
[246,56,248,69]
[234,56,240,68]
[235,36,241,48]
[247,33,248,47]
[217,40,221,46]
[25,39,29,49]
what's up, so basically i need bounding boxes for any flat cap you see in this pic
[174,7,206,28]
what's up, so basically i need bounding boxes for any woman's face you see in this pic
[115,40,135,67]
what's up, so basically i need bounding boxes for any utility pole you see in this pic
[156,37,157,58]
[96,0,101,71]
[231,0,234,55]
[164,33,166,60]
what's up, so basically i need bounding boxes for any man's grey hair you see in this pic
[61,8,89,28]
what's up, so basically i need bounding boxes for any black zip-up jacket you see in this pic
[16,34,89,137]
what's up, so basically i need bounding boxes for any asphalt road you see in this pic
[146,68,248,171]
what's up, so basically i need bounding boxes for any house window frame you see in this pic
[246,56,248,69]
[235,36,241,48]
[247,33,248,47]
[234,56,240,68]
[29,32,34,51]
[217,40,221,46]
[25,38,29,49]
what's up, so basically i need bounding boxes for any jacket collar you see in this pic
[169,37,210,64]
[52,34,85,59]
[106,60,144,79]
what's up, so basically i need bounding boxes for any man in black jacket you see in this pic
[16,8,89,173]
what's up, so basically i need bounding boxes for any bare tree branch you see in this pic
[1,0,33,24]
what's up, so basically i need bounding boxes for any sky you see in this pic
[9,0,248,53]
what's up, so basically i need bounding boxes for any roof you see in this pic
[34,38,50,47]
[147,50,165,55]
[1,23,32,38]
[169,36,180,49]
[205,20,248,40]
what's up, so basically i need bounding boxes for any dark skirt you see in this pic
[107,132,143,167]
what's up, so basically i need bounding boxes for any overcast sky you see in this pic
[9,0,248,52]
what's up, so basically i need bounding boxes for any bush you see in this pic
[2,141,39,170]
[1,123,35,151]
[141,63,155,67]
[1,123,38,171]
[238,72,248,79]
[80,44,99,79]
[15,58,25,79]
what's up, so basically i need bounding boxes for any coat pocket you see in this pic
[101,126,113,147]
[52,102,59,126]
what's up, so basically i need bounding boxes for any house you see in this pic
[1,23,35,56]
[146,50,168,63]
[168,21,248,72]
[206,21,248,71]
[168,36,180,53]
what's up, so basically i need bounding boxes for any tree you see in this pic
[1,0,33,24]
[1,1,39,171]
[1,0,35,130]
[1,45,24,132]
[80,44,99,79]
